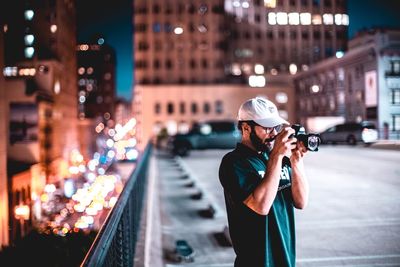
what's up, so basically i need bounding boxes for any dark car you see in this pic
[169,120,241,156]
[320,121,378,145]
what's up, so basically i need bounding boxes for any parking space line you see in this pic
[297,254,400,263]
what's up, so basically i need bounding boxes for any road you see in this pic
[158,145,400,267]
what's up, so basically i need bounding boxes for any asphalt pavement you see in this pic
[145,143,400,267]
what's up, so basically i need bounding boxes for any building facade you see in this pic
[76,40,116,120]
[294,28,400,137]
[132,0,349,147]
[2,0,78,241]
[0,22,10,249]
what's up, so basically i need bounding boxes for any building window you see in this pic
[215,100,223,114]
[203,102,210,114]
[154,59,160,69]
[164,23,173,33]
[392,61,400,74]
[199,3,208,15]
[180,102,185,114]
[191,103,198,114]
[393,115,400,131]
[134,23,147,32]
[167,102,174,114]
[391,89,400,105]
[138,41,149,51]
[202,59,208,69]
[166,59,173,69]
[155,103,161,114]
[153,4,160,14]
[152,23,161,33]
[190,59,196,69]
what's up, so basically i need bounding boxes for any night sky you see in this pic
[76,0,400,101]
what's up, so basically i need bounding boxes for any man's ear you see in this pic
[243,123,251,133]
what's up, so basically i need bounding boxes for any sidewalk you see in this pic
[369,139,400,151]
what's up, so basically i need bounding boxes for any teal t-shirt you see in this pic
[219,143,296,267]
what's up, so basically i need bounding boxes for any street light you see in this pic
[14,204,30,237]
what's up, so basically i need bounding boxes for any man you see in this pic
[219,96,309,267]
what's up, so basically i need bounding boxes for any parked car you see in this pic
[168,120,241,156]
[320,121,378,145]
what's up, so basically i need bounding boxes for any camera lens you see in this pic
[307,135,321,151]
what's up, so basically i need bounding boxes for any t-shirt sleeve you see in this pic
[219,154,262,203]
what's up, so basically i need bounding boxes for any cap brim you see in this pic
[254,116,289,128]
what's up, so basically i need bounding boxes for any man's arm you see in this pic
[290,143,309,209]
[243,128,296,215]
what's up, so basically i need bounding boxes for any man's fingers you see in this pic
[280,127,295,142]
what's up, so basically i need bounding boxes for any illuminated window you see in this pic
[300,13,311,25]
[312,14,322,25]
[242,1,250,8]
[276,92,288,103]
[264,0,277,8]
[342,14,349,26]
[268,13,277,25]
[249,75,266,87]
[289,63,297,75]
[198,24,208,33]
[199,4,208,14]
[24,47,34,58]
[393,61,400,73]
[87,67,94,75]
[50,24,57,33]
[277,12,288,25]
[288,13,299,25]
[323,14,334,25]
[174,27,183,35]
[78,67,85,75]
[254,64,264,74]
[232,1,241,8]
[24,10,34,20]
[232,63,242,75]
[24,34,34,45]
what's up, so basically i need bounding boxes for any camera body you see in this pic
[290,124,321,152]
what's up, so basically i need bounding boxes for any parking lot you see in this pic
[152,145,400,267]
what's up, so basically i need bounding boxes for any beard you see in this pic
[250,130,272,153]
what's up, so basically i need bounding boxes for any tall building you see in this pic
[76,39,117,159]
[76,39,116,120]
[294,28,400,136]
[2,0,78,241]
[0,21,10,249]
[132,0,349,147]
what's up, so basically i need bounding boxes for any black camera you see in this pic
[290,124,321,152]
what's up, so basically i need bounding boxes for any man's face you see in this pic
[249,123,282,152]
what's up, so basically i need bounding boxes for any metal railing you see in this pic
[81,143,152,267]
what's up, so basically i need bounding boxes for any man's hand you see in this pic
[291,141,307,163]
[271,127,297,158]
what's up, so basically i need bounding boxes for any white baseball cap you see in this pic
[237,97,289,127]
